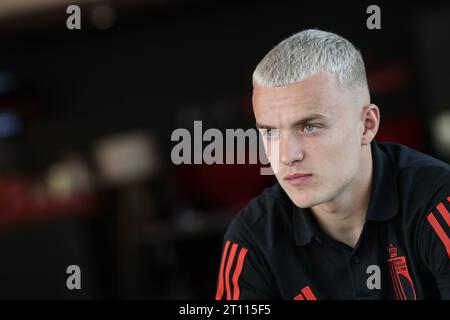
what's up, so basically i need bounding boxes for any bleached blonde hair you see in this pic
[253,29,368,91]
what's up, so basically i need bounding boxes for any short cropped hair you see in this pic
[253,29,368,90]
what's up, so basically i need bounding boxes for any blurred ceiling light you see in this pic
[431,111,450,158]
[90,4,115,30]
[93,131,160,187]
[46,154,93,200]
[46,163,75,200]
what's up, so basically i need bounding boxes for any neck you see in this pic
[311,145,373,248]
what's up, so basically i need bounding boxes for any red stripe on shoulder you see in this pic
[225,243,239,300]
[427,212,450,259]
[436,202,450,227]
[232,247,248,300]
[215,240,231,300]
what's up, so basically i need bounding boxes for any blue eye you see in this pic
[304,124,316,133]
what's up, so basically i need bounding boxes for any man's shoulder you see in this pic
[379,142,448,173]
[380,141,450,210]
[238,183,292,224]
[224,182,294,250]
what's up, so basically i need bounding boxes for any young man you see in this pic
[215,29,450,300]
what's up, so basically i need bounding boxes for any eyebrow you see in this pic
[255,113,330,129]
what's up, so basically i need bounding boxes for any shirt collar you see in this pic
[292,140,399,246]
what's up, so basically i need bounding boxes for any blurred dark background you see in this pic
[0,0,449,299]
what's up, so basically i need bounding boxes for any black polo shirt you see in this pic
[215,140,450,300]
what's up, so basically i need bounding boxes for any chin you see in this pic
[292,198,316,209]
[284,184,334,209]
[284,189,317,208]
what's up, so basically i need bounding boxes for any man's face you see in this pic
[252,72,366,208]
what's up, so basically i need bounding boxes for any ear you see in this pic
[360,104,380,146]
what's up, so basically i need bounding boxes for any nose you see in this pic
[280,130,304,166]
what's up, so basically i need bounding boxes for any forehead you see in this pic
[252,72,343,114]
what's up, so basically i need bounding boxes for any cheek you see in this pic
[310,130,360,177]
[323,119,361,152]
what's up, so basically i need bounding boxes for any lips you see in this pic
[284,173,312,186]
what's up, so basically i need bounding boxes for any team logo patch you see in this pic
[387,243,416,300]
